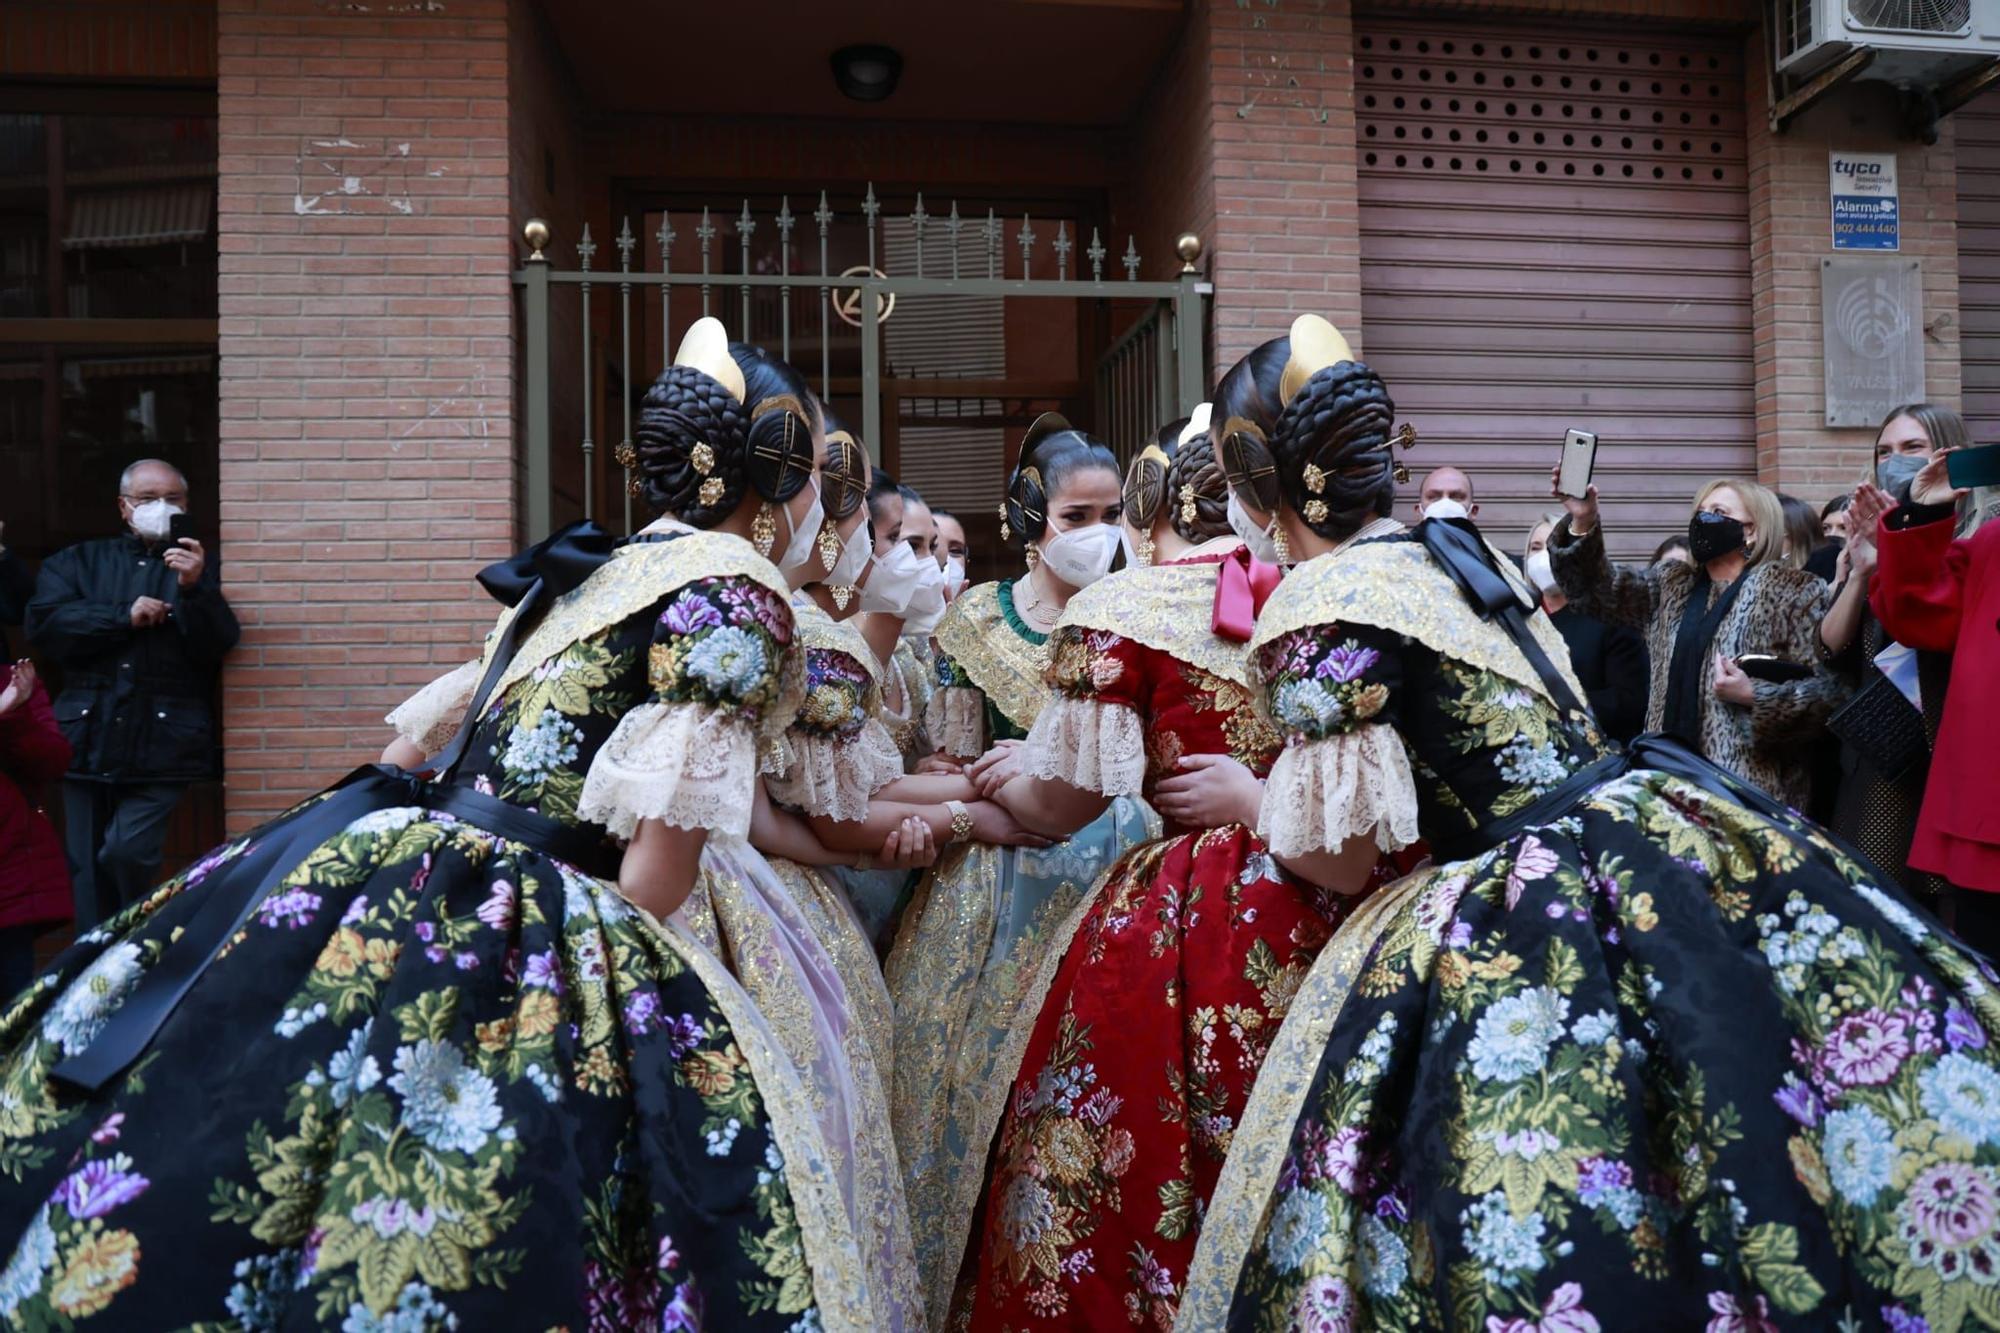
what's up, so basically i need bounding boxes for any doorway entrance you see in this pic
[514,186,1208,583]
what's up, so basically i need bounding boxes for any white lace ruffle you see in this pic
[925,686,986,760]
[768,719,904,822]
[1258,725,1421,859]
[1022,694,1147,797]
[384,658,482,755]
[577,701,759,840]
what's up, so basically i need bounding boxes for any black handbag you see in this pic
[1827,673,1930,782]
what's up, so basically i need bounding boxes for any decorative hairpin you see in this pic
[1278,314,1355,409]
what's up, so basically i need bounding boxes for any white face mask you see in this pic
[1228,493,1283,565]
[130,499,183,543]
[900,559,949,638]
[942,556,967,598]
[1524,549,1555,592]
[776,479,825,576]
[1039,522,1121,589]
[825,515,872,589]
[1423,497,1470,522]
[859,540,927,616]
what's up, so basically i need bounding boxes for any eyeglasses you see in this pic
[121,493,188,506]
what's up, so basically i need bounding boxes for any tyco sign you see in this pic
[1830,151,1899,252]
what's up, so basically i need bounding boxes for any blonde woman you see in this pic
[1546,474,1842,808]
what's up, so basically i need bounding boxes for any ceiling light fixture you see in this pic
[831,44,903,103]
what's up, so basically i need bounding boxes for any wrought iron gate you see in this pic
[512,187,1210,539]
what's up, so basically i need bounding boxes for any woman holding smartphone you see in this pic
[1544,472,1843,808]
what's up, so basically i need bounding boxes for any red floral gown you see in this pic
[964,551,1419,1331]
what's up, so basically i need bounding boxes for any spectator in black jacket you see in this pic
[1524,514,1651,742]
[26,460,240,928]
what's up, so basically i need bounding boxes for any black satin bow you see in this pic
[476,520,619,606]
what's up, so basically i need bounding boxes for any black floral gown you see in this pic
[1177,527,2000,1333]
[0,528,875,1333]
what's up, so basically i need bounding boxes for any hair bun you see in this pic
[1003,411,1069,546]
[1274,361,1396,538]
[633,364,750,526]
[1165,428,1230,544]
[1123,432,1172,534]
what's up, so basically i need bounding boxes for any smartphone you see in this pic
[168,511,192,546]
[1736,654,1813,684]
[1947,443,2000,490]
[1557,428,1598,499]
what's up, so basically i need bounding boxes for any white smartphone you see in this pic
[1557,428,1599,500]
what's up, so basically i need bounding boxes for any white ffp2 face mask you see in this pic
[1524,549,1555,592]
[1038,522,1121,589]
[1227,493,1283,565]
[942,556,967,598]
[130,499,183,543]
[859,540,927,616]
[1423,497,1470,522]
[900,559,949,638]
[825,514,872,589]
[777,479,825,576]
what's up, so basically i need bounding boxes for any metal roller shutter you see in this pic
[1356,20,1753,560]
[1957,98,2000,446]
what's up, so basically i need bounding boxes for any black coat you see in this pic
[1548,603,1651,743]
[26,533,240,784]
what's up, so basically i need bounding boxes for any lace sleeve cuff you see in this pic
[767,718,905,822]
[385,658,482,755]
[1259,725,1421,859]
[577,701,759,840]
[926,685,986,759]
[1023,694,1147,797]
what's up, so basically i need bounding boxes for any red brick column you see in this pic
[1745,35,1963,503]
[1204,0,1363,367]
[216,0,516,829]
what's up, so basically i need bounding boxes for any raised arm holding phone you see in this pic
[1545,449,1841,807]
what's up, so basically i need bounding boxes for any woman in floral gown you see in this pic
[954,415,1417,1330]
[0,318,879,1330]
[888,414,1157,1324]
[1173,316,2000,1333]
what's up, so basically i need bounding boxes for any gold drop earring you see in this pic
[1270,520,1291,565]
[829,584,853,612]
[1137,532,1155,565]
[817,519,842,574]
[752,502,777,559]
[1024,542,1041,571]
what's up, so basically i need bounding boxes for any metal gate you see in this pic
[512,188,1209,540]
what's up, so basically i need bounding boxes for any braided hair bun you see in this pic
[1164,422,1230,544]
[1211,329,1397,541]
[632,336,820,528]
[632,364,751,526]
[1121,424,1173,536]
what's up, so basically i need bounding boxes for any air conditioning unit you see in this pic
[1777,0,2000,80]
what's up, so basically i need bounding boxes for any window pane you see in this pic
[0,348,217,562]
[0,116,48,317]
[60,116,217,319]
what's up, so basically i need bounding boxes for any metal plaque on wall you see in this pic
[1822,257,1924,427]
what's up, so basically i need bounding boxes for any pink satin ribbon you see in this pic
[1212,545,1282,642]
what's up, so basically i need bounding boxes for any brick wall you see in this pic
[1747,43,1963,506]
[216,0,516,828]
[1205,0,1365,367]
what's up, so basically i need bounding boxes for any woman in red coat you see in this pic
[1868,456,2000,953]
[0,659,73,998]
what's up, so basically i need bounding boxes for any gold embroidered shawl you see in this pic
[476,529,805,744]
[1248,537,1589,709]
[1055,559,1254,687]
[932,579,1050,733]
[791,597,885,717]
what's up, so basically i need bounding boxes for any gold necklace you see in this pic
[1016,568,1061,627]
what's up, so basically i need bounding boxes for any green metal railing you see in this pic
[511,187,1210,539]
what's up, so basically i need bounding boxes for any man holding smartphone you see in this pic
[26,459,240,929]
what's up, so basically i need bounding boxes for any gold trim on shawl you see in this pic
[791,597,885,716]
[1055,559,1254,687]
[634,908,877,1333]
[1248,536,1588,711]
[1172,865,1438,1333]
[483,529,794,705]
[932,579,1050,733]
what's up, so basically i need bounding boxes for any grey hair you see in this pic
[119,459,188,494]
